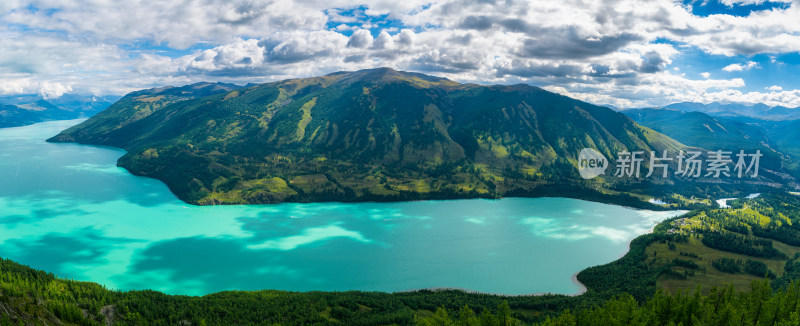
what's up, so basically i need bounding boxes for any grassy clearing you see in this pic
[295,97,316,140]
[650,199,800,294]
[648,236,799,294]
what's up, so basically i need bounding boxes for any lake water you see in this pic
[0,119,685,296]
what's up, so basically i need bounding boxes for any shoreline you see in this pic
[397,278,588,297]
[571,272,588,296]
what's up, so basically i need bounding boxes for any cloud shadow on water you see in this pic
[2,227,140,277]
[124,236,329,295]
[0,207,88,227]
[124,220,375,294]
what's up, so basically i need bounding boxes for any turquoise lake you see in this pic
[0,119,685,296]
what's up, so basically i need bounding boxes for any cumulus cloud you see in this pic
[38,81,73,99]
[346,29,373,48]
[185,39,266,73]
[373,31,393,49]
[722,61,759,72]
[266,31,347,64]
[396,29,415,47]
[0,79,72,99]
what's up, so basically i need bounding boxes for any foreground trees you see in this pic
[418,280,800,326]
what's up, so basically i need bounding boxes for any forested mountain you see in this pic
[49,68,691,205]
[622,108,770,148]
[766,120,800,159]
[708,116,800,173]
[46,82,242,144]
[623,108,800,181]
[621,108,791,174]
[0,94,119,128]
[0,104,45,127]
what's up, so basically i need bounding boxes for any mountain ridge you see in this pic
[52,68,767,206]
[622,107,800,181]
[656,101,800,120]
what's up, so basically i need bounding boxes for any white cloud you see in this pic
[38,81,73,99]
[767,85,783,91]
[1,0,330,49]
[676,6,800,56]
[373,30,393,49]
[0,0,798,108]
[0,78,72,99]
[703,89,800,107]
[185,39,265,72]
[722,61,759,72]
[346,29,373,48]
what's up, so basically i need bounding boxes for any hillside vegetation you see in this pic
[50,68,715,206]
[622,108,798,180]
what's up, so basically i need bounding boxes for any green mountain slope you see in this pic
[50,68,688,205]
[0,104,44,127]
[765,120,800,172]
[50,82,241,146]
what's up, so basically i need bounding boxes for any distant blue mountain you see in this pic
[623,106,800,178]
[663,101,800,120]
[0,93,121,128]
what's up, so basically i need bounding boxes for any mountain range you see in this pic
[622,108,800,177]
[46,68,798,206]
[0,93,120,128]
[660,102,800,120]
[49,68,698,206]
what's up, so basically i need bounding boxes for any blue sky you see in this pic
[670,45,800,92]
[684,0,791,16]
[1,0,799,108]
